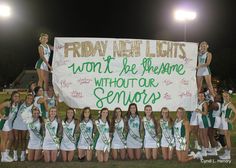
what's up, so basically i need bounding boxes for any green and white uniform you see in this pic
[197,101,211,128]
[160,119,175,148]
[143,117,159,148]
[60,120,76,151]
[77,119,93,149]
[220,102,233,130]
[174,119,187,151]
[94,119,110,151]
[111,119,126,149]
[34,96,47,118]
[13,103,33,130]
[27,119,43,150]
[209,102,222,128]
[35,44,51,71]
[127,115,142,148]
[197,52,211,76]
[1,104,18,131]
[46,96,56,109]
[43,118,59,150]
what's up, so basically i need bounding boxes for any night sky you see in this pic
[0,0,235,87]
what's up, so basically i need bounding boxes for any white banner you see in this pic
[52,38,198,111]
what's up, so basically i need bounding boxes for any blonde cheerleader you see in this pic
[94,108,110,162]
[42,107,62,162]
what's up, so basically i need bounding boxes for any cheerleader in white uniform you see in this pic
[12,94,34,161]
[174,107,202,163]
[196,41,215,98]
[60,108,78,162]
[196,92,211,156]
[219,91,236,160]
[189,109,201,150]
[27,107,44,161]
[126,103,142,160]
[34,86,48,118]
[94,108,110,162]
[110,107,127,160]
[77,107,94,161]
[0,91,20,162]
[143,105,159,160]
[35,33,53,92]
[160,107,175,160]
[43,107,62,162]
[46,86,57,110]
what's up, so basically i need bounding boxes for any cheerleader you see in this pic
[159,107,175,160]
[12,94,34,161]
[35,33,53,92]
[126,103,142,160]
[27,107,44,161]
[42,107,62,162]
[77,107,94,161]
[28,81,37,96]
[196,92,211,157]
[0,91,20,162]
[110,107,127,160]
[196,41,215,98]
[174,107,202,163]
[142,105,159,160]
[219,91,236,160]
[189,109,201,150]
[94,108,110,162]
[60,108,78,162]
[208,94,222,156]
[34,86,48,118]
[46,86,58,109]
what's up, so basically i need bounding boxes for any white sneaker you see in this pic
[188,151,195,157]
[195,151,203,161]
[13,153,18,161]
[219,153,230,160]
[195,143,201,150]
[207,148,218,156]
[3,154,13,162]
[201,149,207,157]
[20,153,25,162]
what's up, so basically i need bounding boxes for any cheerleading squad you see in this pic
[0,87,235,163]
[0,34,235,163]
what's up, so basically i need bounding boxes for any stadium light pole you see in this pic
[0,3,11,18]
[174,9,196,41]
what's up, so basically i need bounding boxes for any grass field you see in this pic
[0,92,235,168]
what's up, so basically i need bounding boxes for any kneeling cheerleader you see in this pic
[143,105,159,160]
[94,108,110,162]
[174,107,202,163]
[60,108,78,162]
[42,107,62,162]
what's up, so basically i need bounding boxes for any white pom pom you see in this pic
[21,111,33,124]
[228,90,233,94]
